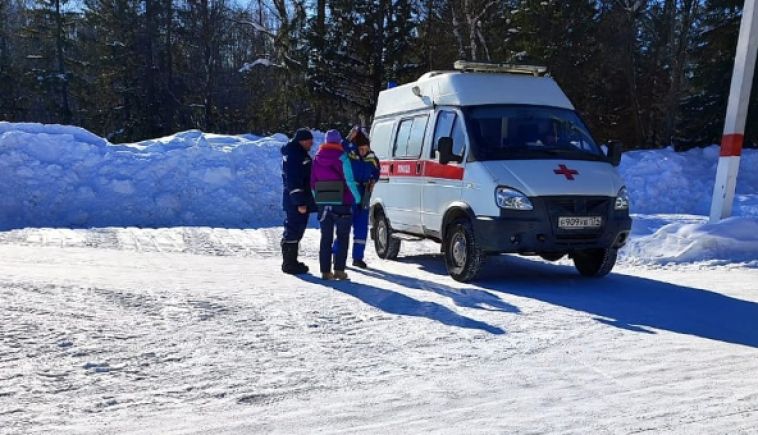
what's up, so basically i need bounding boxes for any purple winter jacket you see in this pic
[310,142,362,206]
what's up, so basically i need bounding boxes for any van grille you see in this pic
[542,196,612,236]
[545,197,611,215]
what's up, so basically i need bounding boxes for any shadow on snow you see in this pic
[355,267,519,314]
[400,253,758,348]
[297,273,507,335]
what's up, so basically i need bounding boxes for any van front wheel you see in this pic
[374,211,401,260]
[444,218,485,282]
[573,248,617,277]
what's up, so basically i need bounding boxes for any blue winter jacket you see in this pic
[281,140,316,211]
[342,140,381,195]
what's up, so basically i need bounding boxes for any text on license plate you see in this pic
[558,216,603,229]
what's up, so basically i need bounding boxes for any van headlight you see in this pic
[496,187,533,210]
[615,186,630,210]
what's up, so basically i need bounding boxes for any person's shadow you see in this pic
[354,267,518,314]
[402,253,758,348]
[297,274,507,335]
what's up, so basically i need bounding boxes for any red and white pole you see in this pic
[710,0,758,223]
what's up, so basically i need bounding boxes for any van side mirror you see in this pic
[606,140,623,167]
[437,137,462,164]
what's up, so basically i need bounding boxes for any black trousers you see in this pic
[317,205,352,273]
[282,206,309,244]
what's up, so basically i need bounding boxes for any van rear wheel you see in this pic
[374,210,401,260]
[443,218,485,282]
[573,248,617,277]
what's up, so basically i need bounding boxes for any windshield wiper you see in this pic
[541,148,604,159]
[542,148,582,155]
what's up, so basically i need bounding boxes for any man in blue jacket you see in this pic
[281,128,316,274]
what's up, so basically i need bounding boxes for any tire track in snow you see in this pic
[3,228,757,434]
[83,228,122,250]
[0,274,431,433]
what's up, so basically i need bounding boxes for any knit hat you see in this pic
[325,129,342,144]
[353,130,370,147]
[293,128,313,142]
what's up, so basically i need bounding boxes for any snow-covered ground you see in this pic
[1,123,758,433]
[1,227,757,434]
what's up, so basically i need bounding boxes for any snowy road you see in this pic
[1,227,757,434]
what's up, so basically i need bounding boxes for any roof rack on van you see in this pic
[453,60,548,77]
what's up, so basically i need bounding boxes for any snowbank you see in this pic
[0,122,324,229]
[0,121,756,240]
[622,216,758,266]
[619,146,758,216]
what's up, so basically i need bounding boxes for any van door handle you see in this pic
[427,180,437,184]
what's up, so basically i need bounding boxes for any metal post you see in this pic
[710,0,758,223]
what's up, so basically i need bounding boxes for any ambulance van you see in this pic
[369,61,632,282]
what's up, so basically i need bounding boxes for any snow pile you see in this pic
[622,216,758,266]
[619,146,758,216]
[0,122,317,229]
[1,120,757,269]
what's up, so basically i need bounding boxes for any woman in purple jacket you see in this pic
[311,130,362,280]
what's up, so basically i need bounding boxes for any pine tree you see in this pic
[80,0,144,139]
[679,0,758,149]
[0,0,23,120]
[0,0,753,149]
[309,0,421,127]
[20,0,75,123]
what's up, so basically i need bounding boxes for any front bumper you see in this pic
[473,196,632,254]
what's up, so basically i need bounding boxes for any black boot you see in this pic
[352,259,368,269]
[294,244,309,272]
[281,242,309,275]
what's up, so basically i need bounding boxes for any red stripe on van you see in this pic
[421,161,465,180]
[379,160,464,180]
[380,161,392,178]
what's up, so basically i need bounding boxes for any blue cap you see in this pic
[293,128,313,142]
[325,129,342,144]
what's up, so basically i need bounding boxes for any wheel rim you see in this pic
[377,220,388,252]
[451,232,467,267]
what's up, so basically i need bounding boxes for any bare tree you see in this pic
[450,0,496,61]
[53,0,71,123]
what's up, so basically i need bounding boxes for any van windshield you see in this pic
[464,105,606,162]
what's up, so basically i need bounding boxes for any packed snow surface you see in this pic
[0,227,757,434]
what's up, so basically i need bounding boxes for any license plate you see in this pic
[558,216,603,229]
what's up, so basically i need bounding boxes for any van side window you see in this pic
[406,116,428,157]
[393,115,428,159]
[393,119,413,158]
[431,111,455,158]
[370,121,394,159]
[432,111,466,158]
[451,117,466,157]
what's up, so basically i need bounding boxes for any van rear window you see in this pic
[370,121,394,159]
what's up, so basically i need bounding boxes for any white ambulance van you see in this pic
[368,61,632,282]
